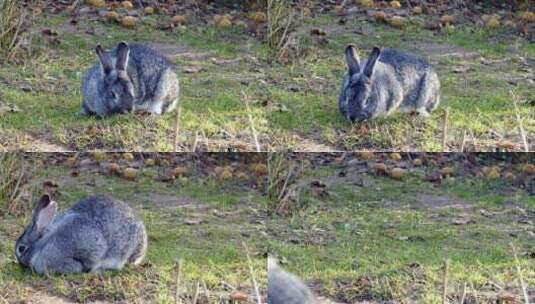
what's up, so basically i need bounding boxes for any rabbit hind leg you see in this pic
[152,69,179,115]
[128,226,148,265]
[415,71,440,116]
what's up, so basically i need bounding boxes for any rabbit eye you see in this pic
[111,91,118,99]
[17,245,26,254]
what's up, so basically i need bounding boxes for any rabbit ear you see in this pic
[116,42,130,72]
[345,45,360,75]
[96,45,113,75]
[33,195,57,234]
[363,47,381,77]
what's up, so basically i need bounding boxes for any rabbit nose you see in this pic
[349,113,364,122]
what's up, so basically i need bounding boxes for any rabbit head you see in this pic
[15,194,57,267]
[95,42,135,115]
[343,45,381,122]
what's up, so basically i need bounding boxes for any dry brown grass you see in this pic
[267,0,308,64]
[267,153,307,214]
[0,153,33,215]
[0,0,36,63]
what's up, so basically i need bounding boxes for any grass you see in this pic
[0,12,268,151]
[267,154,535,303]
[1,6,533,152]
[265,12,535,151]
[0,154,267,303]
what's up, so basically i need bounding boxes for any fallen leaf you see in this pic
[310,28,326,36]
[230,291,249,301]
[182,66,206,73]
[451,218,473,225]
[452,65,471,73]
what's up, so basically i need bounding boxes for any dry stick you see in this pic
[174,259,183,304]
[442,107,450,152]
[469,129,477,151]
[242,91,261,152]
[510,243,530,304]
[70,0,81,10]
[0,293,8,304]
[202,280,210,302]
[192,282,200,304]
[201,130,209,151]
[191,131,199,152]
[460,282,467,304]
[510,90,529,152]
[442,258,450,304]
[469,281,478,304]
[242,242,262,304]
[277,164,294,202]
[460,129,467,152]
[174,106,182,152]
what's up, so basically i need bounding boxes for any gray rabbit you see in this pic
[15,194,147,275]
[268,256,316,304]
[81,42,179,117]
[339,45,440,122]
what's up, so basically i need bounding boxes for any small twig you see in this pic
[469,129,477,151]
[202,280,210,301]
[192,282,200,304]
[510,243,529,304]
[510,90,529,152]
[277,164,294,202]
[201,130,209,151]
[191,130,199,152]
[442,107,450,152]
[460,129,467,152]
[442,258,450,304]
[460,282,467,304]
[242,242,262,304]
[174,259,183,304]
[174,106,182,152]
[242,91,261,152]
[70,0,81,11]
[0,293,9,304]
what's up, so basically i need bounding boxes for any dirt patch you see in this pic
[410,42,480,60]
[281,134,339,152]
[416,194,472,210]
[146,193,209,211]
[145,42,211,61]
[316,296,345,304]
[22,291,77,304]
[0,131,68,152]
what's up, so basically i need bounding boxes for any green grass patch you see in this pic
[0,14,267,151]
[0,156,267,302]
[268,161,535,302]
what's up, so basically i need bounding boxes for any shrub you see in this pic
[0,154,32,215]
[0,0,36,63]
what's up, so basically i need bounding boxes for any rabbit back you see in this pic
[268,267,316,304]
[29,195,146,274]
[373,48,440,115]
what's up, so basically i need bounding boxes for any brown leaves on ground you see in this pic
[304,153,535,188]
[42,0,266,38]
[307,0,533,37]
[40,153,267,190]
